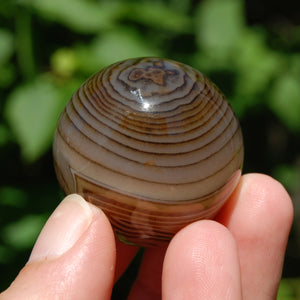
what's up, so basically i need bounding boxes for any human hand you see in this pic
[0,174,293,299]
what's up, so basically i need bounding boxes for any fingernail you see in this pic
[28,194,93,263]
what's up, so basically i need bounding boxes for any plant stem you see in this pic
[15,9,36,80]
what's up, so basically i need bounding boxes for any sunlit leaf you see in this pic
[126,2,192,33]
[51,48,77,77]
[0,28,14,64]
[29,0,124,33]
[2,214,46,249]
[229,29,283,115]
[5,76,65,162]
[269,73,300,131]
[0,29,15,87]
[195,0,244,60]
[169,0,192,13]
[278,278,300,300]
[76,28,162,74]
[235,30,283,94]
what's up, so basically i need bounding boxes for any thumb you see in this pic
[0,194,116,300]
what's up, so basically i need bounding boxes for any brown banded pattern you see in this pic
[53,57,244,247]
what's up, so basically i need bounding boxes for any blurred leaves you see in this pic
[278,278,300,300]
[193,0,300,121]
[5,76,66,162]
[0,0,300,295]
[232,29,284,115]
[273,164,300,193]
[0,28,15,87]
[0,29,14,63]
[195,0,245,61]
[125,2,192,33]
[1,0,297,162]
[0,186,27,207]
[29,0,123,33]
[51,48,78,77]
[269,73,300,132]
[2,214,46,250]
[75,28,162,74]
[26,0,192,34]
[0,124,10,147]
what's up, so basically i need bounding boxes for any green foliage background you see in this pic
[0,0,299,297]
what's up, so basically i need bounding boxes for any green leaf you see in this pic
[5,76,64,162]
[0,29,15,87]
[126,2,192,33]
[0,124,11,146]
[235,30,283,95]
[0,186,27,207]
[51,48,77,77]
[169,0,192,13]
[76,28,162,74]
[0,245,14,264]
[0,63,15,87]
[26,0,193,34]
[278,278,300,300]
[228,29,283,116]
[0,28,14,64]
[30,0,124,33]
[2,214,46,249]
[273,164,300,193]
[269,74,300,131]
[195,0,245,60]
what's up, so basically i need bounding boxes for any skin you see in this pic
[0,173,294,300]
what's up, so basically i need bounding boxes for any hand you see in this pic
[0,174,293,300]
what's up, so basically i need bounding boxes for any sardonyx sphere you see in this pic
[53,57,244,247]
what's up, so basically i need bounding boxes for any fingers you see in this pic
[128,223,243,300]
[162,220,242,300]
[216,173,294,299]
[0,194,116,300]
[2,173,292,300]
[131,173,293,299]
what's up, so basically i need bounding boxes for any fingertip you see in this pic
[242,173,294,227]
[1,194,116,300]
[163,220,242,300]
[28,194,95,263]
[220,173,294,235]
[217,173,294,298]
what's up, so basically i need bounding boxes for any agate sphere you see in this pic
[53,57,244,247]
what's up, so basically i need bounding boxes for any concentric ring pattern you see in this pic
[53,57,244,247]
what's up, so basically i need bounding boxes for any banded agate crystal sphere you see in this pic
[53,57,244,247]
